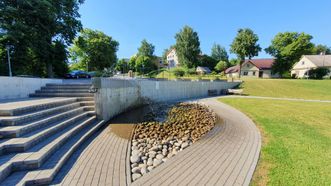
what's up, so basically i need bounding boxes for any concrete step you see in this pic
[9,120,105,186]
[45,84,92,88]
[0,116,99,183]
[0,98,78,117]
[29,92,94,97]
[0,104,94,138]
[0,110,95,155]
[36,89,90,93]
[41,87,90,91]
[0,102,92,126]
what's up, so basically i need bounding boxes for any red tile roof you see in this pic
[225,58,275,74]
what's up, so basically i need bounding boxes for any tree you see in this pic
[115,59,129,73]
[215,61,227,72]
[69,29,119,72]
[314,44,331,55]
[135,56,157,74]
[211,44,229,63]
[199,55,218,71]
[175,26,201,68]
[265,32,315,76]
[230,28,261,78]
[138,39,155,57]
[0,0,84,77]
[229,58,240,66]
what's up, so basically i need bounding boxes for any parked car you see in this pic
[65,70,91,79]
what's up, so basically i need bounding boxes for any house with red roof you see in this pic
[225,58,279,78]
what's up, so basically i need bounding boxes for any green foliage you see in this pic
[265,32,315,76]
[171,67,186,77]
[115,59,129,73]
[137,39,155,57]
[185,68,197,75]
[308,67,330,79]
[0,0,84,77]
[230,28,261,61]
[199,54,218,71]
[215,60,227,72]
[229,58,240,66]
[211,43,229,62]
[69,28,119,72]
[314,44,331,55]
[175,26,201,68]
[128,55,137,70]
[135,56,157,74]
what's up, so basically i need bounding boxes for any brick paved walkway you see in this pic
[53,98,261,186]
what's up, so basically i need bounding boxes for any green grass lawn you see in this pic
[220,98,331,186]
[241,78,331,100]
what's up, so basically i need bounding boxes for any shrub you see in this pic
[308,67,330,79]
[185,68,196,75]
[171,67,185,77]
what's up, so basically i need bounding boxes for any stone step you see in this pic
[0,102,92,126]
[0,98,78,117]
[15,120,105,186]
[36,89,90,93]
[0,104,94,138]
[45,84,92,88]
[41,87,90,91]
[0,110,95,155]
[29,92,94,97]
[0,116,99,183]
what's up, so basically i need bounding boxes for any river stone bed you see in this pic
[130,103,216,181]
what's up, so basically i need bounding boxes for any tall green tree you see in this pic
[0,0,84,77]
[314,44,331,55]
[135,56,157,74]
[137,39,155,57]
[265,32,315,76]
[69,29,119,72]
[230,28,261,78]
[175,26,201,68]
[211,43,229,63]
[115,59,129,73]
[199,55,217,70]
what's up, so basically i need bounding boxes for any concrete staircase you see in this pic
[0,83,105,185]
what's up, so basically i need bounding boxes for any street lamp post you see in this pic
[6,45,12,77]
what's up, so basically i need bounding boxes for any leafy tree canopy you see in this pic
[175,26,201,68]
[69,28,119,72]
[314,44,331,55]
[199,54,217,71]
[0,0,84,77]
[215,60,228,72]
[211,43,229,62]
[265,32,315,76]
[115,58,129,73]
[137,39,155,57]
[135,55,157,74]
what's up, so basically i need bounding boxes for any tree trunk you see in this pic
[47,62,54,78]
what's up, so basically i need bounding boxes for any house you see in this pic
[196,66,211,75]
[225,58,279,78]
[291,55,331,78]
[166,48,180,68]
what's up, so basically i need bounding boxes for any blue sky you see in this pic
[79,0,331,59]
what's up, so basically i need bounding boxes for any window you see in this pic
[302,61,305,65]
[253,72,256,76]
[243,72,248,76]
[247,64,250,67]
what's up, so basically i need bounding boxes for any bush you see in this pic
[185,68,196,75]
[308,67,330,79]
[171,67,185,77]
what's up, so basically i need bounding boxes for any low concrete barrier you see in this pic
[93,78,240,121]
[0,76,63,100]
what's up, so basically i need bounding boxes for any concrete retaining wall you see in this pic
[0,76,63,100]
[94,78,240,121]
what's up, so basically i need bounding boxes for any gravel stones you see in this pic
[130,103,216,182]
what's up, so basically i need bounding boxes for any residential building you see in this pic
[196,66,211,75]
[225,59,279,78]
[291,55,331,78]
[166,48,180,68]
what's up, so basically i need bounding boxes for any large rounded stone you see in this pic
[153,159,162,166]
[181,142,189,149]
[132,173,141,181]
[130,155,140,164]
[156,154,164,160]
[132,167,141,174]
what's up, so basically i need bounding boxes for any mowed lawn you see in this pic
[241,79,331,100]
[219,98,331,186]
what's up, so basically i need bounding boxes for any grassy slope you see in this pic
[220,98,331,186]
[241,79,331,100]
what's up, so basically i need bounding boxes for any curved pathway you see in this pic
[53,98,261,186]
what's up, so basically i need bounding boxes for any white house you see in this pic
[166,48,180,68]
[225,59,279,78]
[291,55,331,78]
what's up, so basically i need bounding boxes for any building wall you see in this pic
[167,49,179,68]
[0,76,63,100]
[94,78,240,121]
[291,56,317,78]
